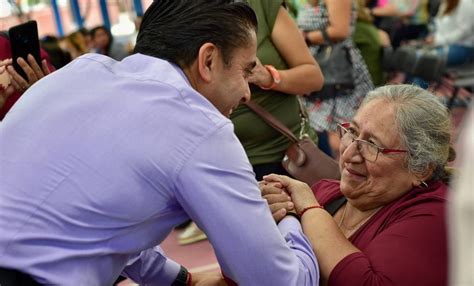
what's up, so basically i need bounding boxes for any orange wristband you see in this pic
[298,205,324,217]
[259,65,281,90]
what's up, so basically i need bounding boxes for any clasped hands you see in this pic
[259,174,320,222]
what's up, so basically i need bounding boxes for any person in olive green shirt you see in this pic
[231,0,323,180]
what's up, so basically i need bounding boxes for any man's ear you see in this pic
[197,43,218,83]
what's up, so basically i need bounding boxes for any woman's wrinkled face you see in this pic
[338,99,417,209]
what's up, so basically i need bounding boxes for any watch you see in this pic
[171,266,189,286]
[260,65,281,90]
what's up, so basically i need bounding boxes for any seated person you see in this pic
[371,0,430,48]
[60,30,90,60]
[425,0,474,66]
[354,0,391,86]
[261,84,452,285]
[90,25,128,61]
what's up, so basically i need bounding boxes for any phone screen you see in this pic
[8,21,41,80]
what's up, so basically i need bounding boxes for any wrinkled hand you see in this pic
[263,174,319,215]
[0,60,15,109]
[259,181,294,222]
[247,57,273,88]
[6,54,51,94]
[191,271,227,286]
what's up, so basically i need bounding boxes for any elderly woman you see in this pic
[261,84,453,285]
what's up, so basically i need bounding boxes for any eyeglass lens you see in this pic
[339,125,379,162]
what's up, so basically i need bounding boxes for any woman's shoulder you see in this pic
[383,180,448,224]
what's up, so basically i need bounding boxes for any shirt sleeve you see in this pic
[121,246,181,286]
[173,124,319,286]
[329,203,447,286]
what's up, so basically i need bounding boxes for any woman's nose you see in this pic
[341,139,364,162]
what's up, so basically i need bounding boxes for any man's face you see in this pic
[208,32,257,117]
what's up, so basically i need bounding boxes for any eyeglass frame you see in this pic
[337,122,408,162]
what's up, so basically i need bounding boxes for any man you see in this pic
[0,0,319,285]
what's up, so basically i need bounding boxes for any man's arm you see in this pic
[121,246,181,286]
[173,124,319,285]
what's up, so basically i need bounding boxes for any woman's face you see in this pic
[338,98,418,209]
[92,29,110,50]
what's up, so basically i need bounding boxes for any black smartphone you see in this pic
[8,21,41,80]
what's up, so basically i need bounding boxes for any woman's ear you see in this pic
[412,163,436,187]
[197,43,218,83]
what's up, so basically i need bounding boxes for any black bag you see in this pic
[308,43,354,101]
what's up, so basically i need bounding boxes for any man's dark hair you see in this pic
[134,0,257,68]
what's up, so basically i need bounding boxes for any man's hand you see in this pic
[259,181,294,222]
[6,54,51,93]
[263,174,320,216]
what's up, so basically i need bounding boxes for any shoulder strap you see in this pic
[245,101,299,143]
[325,196,347,216]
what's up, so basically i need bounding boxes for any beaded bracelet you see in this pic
[298,205,324,218]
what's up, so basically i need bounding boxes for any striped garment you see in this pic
[297,1,374,132]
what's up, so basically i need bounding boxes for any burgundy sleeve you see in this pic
[40,47,56,72]
[329,202,447,286]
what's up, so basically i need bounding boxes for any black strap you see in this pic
[321,28,332,44]
[324,196,347,216]
[245,101,299,143]
[0,267,41,286]
[171,265,188,286]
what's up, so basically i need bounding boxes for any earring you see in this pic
[420,181,428,188]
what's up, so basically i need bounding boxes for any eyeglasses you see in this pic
[337,122,408,162]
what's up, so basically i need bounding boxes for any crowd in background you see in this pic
[0,0,473,285]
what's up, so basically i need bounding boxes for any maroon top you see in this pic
[313,179,448,286]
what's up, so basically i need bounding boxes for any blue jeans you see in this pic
[408,45,474,88]
[438,45,474,67]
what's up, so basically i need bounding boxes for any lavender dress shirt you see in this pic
[0,54,318,285]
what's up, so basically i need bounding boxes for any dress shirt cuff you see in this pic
[122,247,181,285]
[160,258,182,285]
[277,215,302,234]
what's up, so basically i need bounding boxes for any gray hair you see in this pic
[361,84,455,181]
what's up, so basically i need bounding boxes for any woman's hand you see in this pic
[6,54,51,94]
[263,174,319,215]
[259,181,294,222]
[247,58,273,89]
[0,60,15,109]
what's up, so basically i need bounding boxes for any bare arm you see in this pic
[255,6,323,95]
[263,174,360,283]
[306,0,352,45]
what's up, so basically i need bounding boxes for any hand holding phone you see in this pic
[6,54,51,93]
